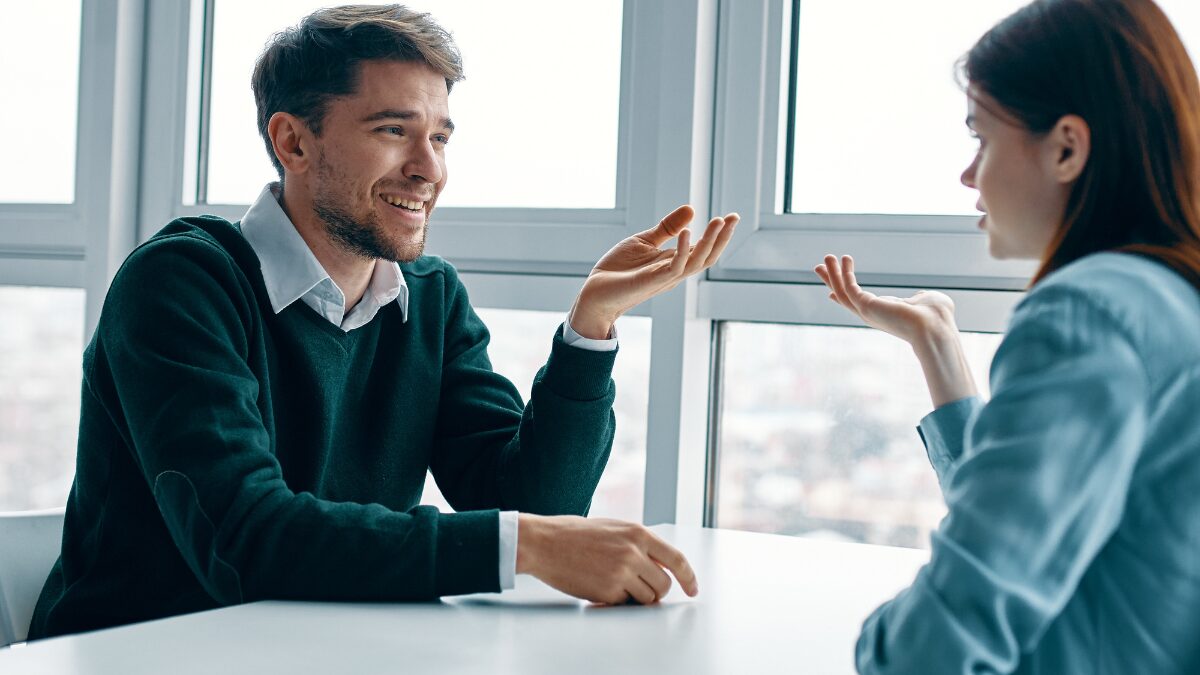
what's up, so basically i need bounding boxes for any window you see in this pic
[200,0,623,208]
[0,287,85,510]
[422,309,650,523]
[0,1,82,204]
[715,322,1002,549]
[784,0,1200,216]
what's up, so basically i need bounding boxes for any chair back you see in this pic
[0,508,65,647]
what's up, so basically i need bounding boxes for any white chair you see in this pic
[0,508,65,648]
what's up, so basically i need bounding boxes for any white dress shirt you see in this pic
[239,183,616,590]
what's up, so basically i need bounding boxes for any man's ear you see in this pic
[267,112,312,175]
[1050,114,1090,184]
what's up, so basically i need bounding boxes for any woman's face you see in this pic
[960,90,1074,260]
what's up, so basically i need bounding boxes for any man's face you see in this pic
[307,59,452,263]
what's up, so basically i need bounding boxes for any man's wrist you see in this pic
[568,312,614,340]
[568,302,616,340]
[516,513,543,576]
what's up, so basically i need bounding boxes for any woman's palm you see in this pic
[814,255,958,343]
[856,290,956,342]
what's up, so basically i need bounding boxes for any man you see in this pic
[30,5,738,638]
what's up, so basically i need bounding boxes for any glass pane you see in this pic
[423,309,650,524]
[716,322,1002,549]
[0,287,85,510]
[786,0,1200,216]
[0,2,81,203]
[205,0,622,208]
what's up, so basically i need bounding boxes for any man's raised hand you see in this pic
[569,206,739,339]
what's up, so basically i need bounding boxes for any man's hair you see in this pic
[251,4,464,179]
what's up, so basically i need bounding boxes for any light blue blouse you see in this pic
[856,252,1200,674]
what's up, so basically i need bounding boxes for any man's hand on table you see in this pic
[516,514,699,605]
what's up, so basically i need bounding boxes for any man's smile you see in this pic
[380,193,425,212]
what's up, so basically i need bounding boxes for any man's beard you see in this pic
[313,197,426,263]
[311,154,427,263]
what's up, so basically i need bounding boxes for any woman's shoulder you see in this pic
[1012,251,1200,355]
[1032,251,1190,304]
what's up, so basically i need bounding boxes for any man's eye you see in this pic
[382,126,404,135]
[433,134,450,145]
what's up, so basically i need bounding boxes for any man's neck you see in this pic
[278,184,375,313]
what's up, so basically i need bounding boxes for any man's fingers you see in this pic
[669,228,692,276]
[625,576,659,605]
[638,558,674,601]
[636,205,695,247]
[703,213,739,268]
[645,537,698,597]
[683,217,725,276]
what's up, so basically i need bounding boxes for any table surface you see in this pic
[0,525,928,674]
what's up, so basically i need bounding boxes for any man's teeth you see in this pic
[382,195,424,211]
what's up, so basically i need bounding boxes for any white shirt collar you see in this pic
[239,183,409,331]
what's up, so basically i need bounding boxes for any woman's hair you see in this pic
[961,0,1200,288]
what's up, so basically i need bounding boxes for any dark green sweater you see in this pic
[30,216,617,639]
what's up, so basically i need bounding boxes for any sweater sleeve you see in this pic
[100,235,500,605]
[427,262,617,516]
[856,288,1148,674]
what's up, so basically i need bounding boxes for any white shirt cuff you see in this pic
[562,316,618,351]
[498,510,519,590]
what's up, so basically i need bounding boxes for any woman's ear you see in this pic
[1051,114,1091,184]
[267,112,312,176]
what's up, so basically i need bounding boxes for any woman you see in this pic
[815,0,1200,672]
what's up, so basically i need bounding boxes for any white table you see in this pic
[0,525,928,674]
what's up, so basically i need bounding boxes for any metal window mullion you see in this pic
[781,0,801,214]
[702,320,726,528]
[195,0,216,204]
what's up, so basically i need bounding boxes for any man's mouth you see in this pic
[380,193,426,213]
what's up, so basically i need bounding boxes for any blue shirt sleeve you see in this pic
[916,396,983,484]
[856,288,1149,674]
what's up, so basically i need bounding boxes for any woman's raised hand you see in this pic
[814,254,977,407]
[814,254,959,346]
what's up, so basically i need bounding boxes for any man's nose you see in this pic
[404,140,443,185]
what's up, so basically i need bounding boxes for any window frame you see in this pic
[135,0,723,527]
[706,0,1038,290]
[139,0,649,272]
[0,0,144,333]
[3,0,1035,540]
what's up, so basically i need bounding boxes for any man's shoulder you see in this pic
[122,216,256,277]
[109,215,263,308]
[398,254,454,280]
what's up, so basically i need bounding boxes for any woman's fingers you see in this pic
[839,255,868,313]
[821,254,856,312]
